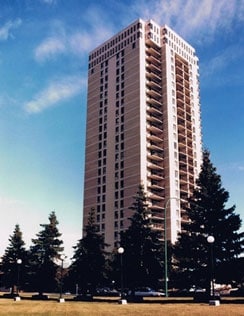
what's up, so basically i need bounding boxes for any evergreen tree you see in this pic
[1,224,27,294]
[69,208,108,296]
[172,150,244,292]
[28,211,64,294]
[120,184,164,290]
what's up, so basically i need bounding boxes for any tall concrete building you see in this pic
[83,18,202,248]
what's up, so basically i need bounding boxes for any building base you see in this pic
[209,300,220,306]
[14,296,21,301]
[118,299,127,304]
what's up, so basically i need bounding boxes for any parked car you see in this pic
[130,287,165,297]
[95,287,119,296]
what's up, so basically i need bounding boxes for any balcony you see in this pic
[147,79,162,91]
[147,132,163,142]
[146,54,161,67]
[147,87,162,99]
[148,173,164,181]
[147,96,162,107]
[146,45,161,59]
[148,153,164,163]
[147,124,163,135]
[146,71,161,83]
[147,114,163,125]
[148,192,164,201]
[146,62,161,76]
[147,162,164,171]
[147,143,163,152]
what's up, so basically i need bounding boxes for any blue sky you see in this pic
[0,0,243,260]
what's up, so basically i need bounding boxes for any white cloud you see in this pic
[39,0,57,4]
[132,0,241,42]
[0,18,22,41]
[69,32,93,55]
[34,28,111,61]
[31,0,243,63]
[24,76,84,114]
[69,26,113,56]
[201,43,244,80]
[34,37,66,62]
[0,94,17,108]
[34,6,114,62]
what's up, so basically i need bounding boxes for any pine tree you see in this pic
[120,184,164,291]
[69,208,108,297]
[172,150,244,292]
[1,224,27,295]
[28,211,64,294]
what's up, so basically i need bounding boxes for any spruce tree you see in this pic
[70,208,108,296]
[173,150,244,292]
[120,184,164,291]
[1,224,27,295]
[28,211,64,294]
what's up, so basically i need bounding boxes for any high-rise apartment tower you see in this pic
[83,19,202,248]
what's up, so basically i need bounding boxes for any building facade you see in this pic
[83,19,202,248]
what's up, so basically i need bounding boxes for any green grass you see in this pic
[0,294,243,316]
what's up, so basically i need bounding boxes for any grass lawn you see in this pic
[0,295,243,316]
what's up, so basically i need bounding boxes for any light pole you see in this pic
[207,236,215,297]
[58,254,66,303]
[15,259,22,301]
[164,197,179,297]
[118,247,127,304]
[207,236,219,306]
[0,257,2,290]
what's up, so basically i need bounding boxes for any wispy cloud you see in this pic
[39,0,57,4]
[34,6,114,62]
[218,162,244,173]
[69,25,113,56]
[132,0,242,42]
[0,18,22,41]
[0,93,18,110]
[24,76,84,114]
[34,37,66,62]
[202,43,244,77]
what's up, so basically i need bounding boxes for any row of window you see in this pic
[165,27,195,56]
[89,35,139,70]
[96,53,126,229]
[96,63,109,215]
[89,22,142,61]
[113,54,126,221]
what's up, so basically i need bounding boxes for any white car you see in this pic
[133,287,165,297]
